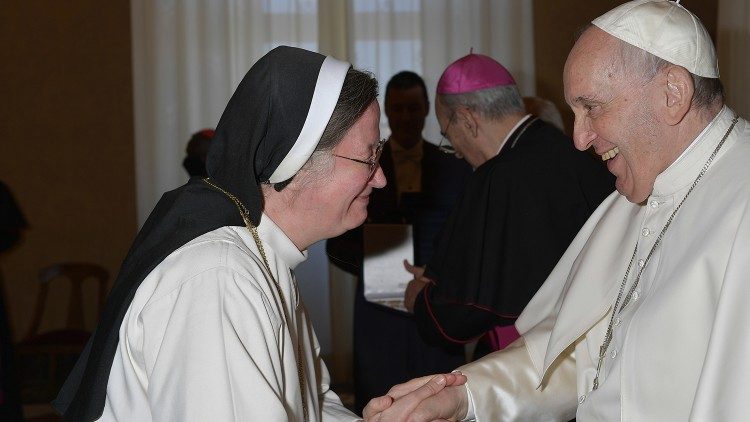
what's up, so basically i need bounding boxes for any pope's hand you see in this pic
[362,373,469,422]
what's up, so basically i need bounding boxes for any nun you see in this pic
[54,46,386,421]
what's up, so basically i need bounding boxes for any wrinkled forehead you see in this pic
[564,28,621,96]
[355,101,382,140]
[567,27,619,73]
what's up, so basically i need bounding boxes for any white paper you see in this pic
[363,224,413,312]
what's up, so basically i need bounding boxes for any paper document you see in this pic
[363,224,414,312]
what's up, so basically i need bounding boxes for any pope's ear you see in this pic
[663,66,692,125]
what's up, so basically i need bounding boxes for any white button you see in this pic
[650,200,659,208]
[632,291,640,301]
[611,349,617,359]
[614,317,621,326]
[579,394,586,404]
[641,228,651,237]
[638,259,646,267]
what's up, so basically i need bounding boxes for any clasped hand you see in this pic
[362,373,469,421]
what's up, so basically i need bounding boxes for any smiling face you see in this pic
[295,101,386,238]
[564,27,669,203]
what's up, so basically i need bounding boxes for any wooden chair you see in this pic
[15,262,109,404]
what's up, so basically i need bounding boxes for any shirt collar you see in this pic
[497,114,533,155]
[652,106,733,197]
[257,213,308,269]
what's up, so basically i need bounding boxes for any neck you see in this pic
[475,112,527,165]
[662,104,723,170]
[262,186,317,251]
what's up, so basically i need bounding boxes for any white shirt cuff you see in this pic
[462,384,478,421]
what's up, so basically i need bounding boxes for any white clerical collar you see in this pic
[496,114,533,156]
[652,106,733,197]
[256,213,308,269]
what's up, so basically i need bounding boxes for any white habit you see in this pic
[461,107,750,421]
[100,215,359,421]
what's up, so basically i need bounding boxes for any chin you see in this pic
[340,211,367,232]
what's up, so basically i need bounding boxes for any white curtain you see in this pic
[131,0,319,224]
[130,0,534,363]
[348,0,535,142]
[718,0,750,118]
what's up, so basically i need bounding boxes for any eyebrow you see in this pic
[573,95,600,105]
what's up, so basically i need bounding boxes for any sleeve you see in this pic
[419,151,608,348]
[413,284,508,346]
[309,314,362,421]
[689,205,750,420]
[321,375,361,421]
[458,338,578,421]
[143,267,296,421]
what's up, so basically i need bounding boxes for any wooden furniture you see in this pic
[15,262,109,404]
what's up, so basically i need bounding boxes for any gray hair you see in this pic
[273,67,378,191]
[439,85,525,121]
[616,33,724,110]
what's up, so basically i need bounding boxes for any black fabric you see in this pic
[327,142,472,413]
[207,47,324,225]
[0,181,24,421]
[53,46,331,421]
[0,181,28,252]
[414,119,615,347]
[326,142,472,271]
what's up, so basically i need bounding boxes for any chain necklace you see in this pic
[203,178,309,422]
[592,114,739,391]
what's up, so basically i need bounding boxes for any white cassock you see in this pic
[100,214,359,421]
[461,106,750,421]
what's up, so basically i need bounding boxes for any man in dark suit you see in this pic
[326,71,471,413]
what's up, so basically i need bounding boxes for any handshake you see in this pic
[362,372,469,422]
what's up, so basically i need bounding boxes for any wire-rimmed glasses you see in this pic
[438,113,456,154]
[333,138,387,178]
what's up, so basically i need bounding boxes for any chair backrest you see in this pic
[25,262,109,341]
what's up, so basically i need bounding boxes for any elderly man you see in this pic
[365,1,750,421]
[404,53,613,358]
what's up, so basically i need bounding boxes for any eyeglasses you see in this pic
[333,138,387,178]
[438,113,456,155]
